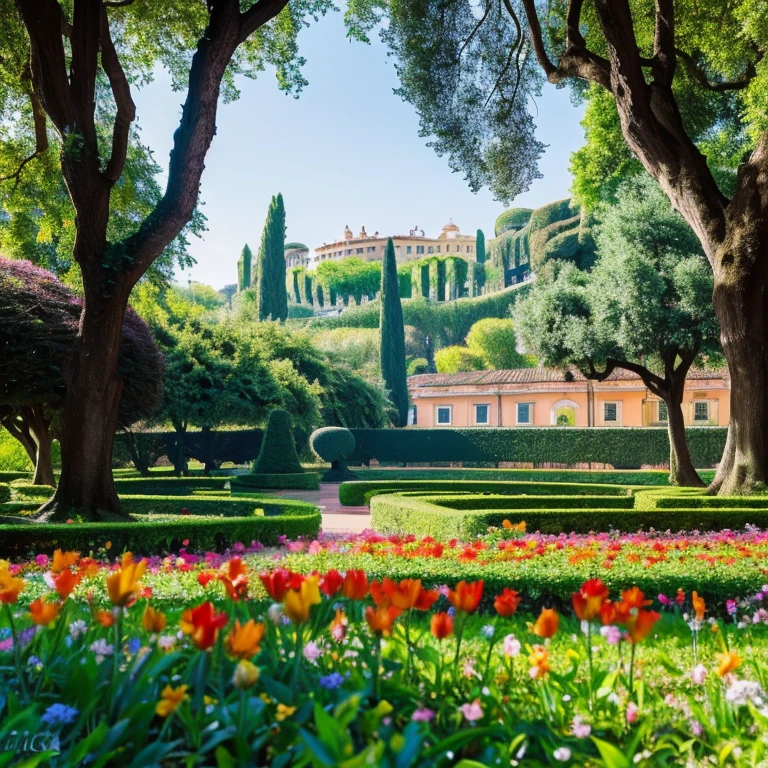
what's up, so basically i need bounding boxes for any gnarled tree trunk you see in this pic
[665,395,704,488]
[22,405,56,488]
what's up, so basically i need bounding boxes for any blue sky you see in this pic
[134,12,586,290]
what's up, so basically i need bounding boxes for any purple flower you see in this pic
[411,707,435,722]
[726,599,738,616]
[658,594,673,607]
[319,672,345,690]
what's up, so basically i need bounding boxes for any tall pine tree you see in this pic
[237,244,253,291]
[476,229,486,263]
[474,229,486,295]
[380,238,409,427]
[256,194,288,321]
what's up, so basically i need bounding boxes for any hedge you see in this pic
[429,494,635,511]
[231,473,320,491]
[0,509,321,558]
[0,471,30,483]
[347,427,727,469]
[121,494,318,518]
[339,479,628,506]
[7,483,55,499]
[355,468,718,486]
[369,493,768,539]
[0,483,9,504]
[113,477,231,496]
[633,489,768,511]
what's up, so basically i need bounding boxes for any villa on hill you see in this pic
[408,367,730,428]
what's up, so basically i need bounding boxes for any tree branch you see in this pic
[652,0,675,87]
[676,48,762,91]
[69,0,101,160]
[239,0,291,43]
[100,3,135,183]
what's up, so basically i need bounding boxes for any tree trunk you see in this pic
[38,294,128,522]
[22,406,56,488]
[665,397,704,487]
[1,414,38,470]
[711,256,768,494]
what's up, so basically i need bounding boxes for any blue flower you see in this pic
[41,703,79,727]
[128,637,142,654]
[319,672,345,690]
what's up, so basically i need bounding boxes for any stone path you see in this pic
[273,482,371,534]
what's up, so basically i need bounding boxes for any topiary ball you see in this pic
[310,427,356,464]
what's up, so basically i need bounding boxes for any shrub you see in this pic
[121,494,317,518]
[231,473,320,491]
[494,207,533,236]
[633,489,768,511]
[0,483,9,504]
[339,479,627,506]
[369,493,768,539]
[8,483,55,500]
[310,427,357,481]
[0,429,33,472]
[407,357,429,376]
[114,477,231,496]
[346,427,727,469]
[252,409,304,474]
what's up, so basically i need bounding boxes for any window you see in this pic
[475,404,490,425]
[694,401,709,422]
[356,248,364,254]
[436,246,441,253]
[445,244,451,252]
[467,245,473,253]
[603,402,620,424]
[416,245,425,254]
[516,402,533,425]
[657,401,668,422]
[406,246,412,255]
[436,406,452,425]
[367,246,376,253]
[427,246,434,254]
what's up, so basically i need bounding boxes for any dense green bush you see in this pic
[633,489,768,511]
[113,477,231,496]
[253,409,304,474]
[0,483,9,504]
[0,471,31,482]
[310,427,357,481]
[339,479,627,506]
[432,494,635,510]
[347,427,727,469]
[355,467,717,486]
[370,493,768,539]
[494,207,533,236]
[8,483,55,500]
[231,472,320,491]
[121,494,318,518]
[0,429,33,472]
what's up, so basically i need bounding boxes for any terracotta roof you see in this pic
[408,366,729,388]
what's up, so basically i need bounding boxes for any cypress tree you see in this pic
[380,237,409,427]
[256,193,288,321]
[476,229,486,263]
[237,244,253,291]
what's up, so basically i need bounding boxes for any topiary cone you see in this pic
[252,409,304,474]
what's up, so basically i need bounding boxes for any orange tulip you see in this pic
[528,644,551,678]
[623,609,661,644]
[93,609,115,627]
[599,600,618,625]
[619,587,652,610]
[180,601,229,650]
[370,578,422,610]
[532,608,559,638]
[494,588,522,617]
[226,619,266,659]
[29,598,61,626]
[692,591,706,622]
[0,563,24,604]
[106,553,146,607]
[156,684,188,717]
[717,651,742,677]
[51,550,79,574]
[342,569,368,600]
[430,612,453,640]
[365,605,401,636]
[54,569,81,600]
[142,605,168,633]
[219,557,249,601]
[447,580,484,613]
[415,587,440,611]
[572,579,609,622]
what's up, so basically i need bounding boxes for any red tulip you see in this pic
[447,580,484,613]
[494,588,522,617]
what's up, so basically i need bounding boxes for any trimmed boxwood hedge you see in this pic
[0,509,321,558]
[347,427,727,468]
[430,494,635,511]
[231,473,320,491]
[8,483,55,499]
[0,471,30,483]
[0,483,9,504]
[121,494,318,518]
[633,489,768,511]
[339,479,628,506]
[355,468,717,486]
[113,477,231,495]
[370,493,768,538]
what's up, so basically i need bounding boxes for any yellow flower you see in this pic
[142,605,167,633]
[232,659,261,690]
[51,550,79,574]
[275,703,296,721]
[226,619,266,660]
[106,553,146,607]
[0,563,25,605]
[156,684,189,717]
[566,648,580,663]
[283,577,321,624]
[717,651,742,677]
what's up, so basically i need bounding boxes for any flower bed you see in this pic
[2,546,768,765]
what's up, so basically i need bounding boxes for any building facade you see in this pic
[310,221,476,269]
[409,367,730,428]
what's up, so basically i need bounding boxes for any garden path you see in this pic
[272,482,371,534]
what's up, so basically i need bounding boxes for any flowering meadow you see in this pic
[2,530,768,766]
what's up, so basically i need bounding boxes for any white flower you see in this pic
[267,603,283,625]
[481,624,495,639]
[69,620,87,639]
[726,679,765,708]
[89,639,114,664]
[303,641,322,664]
[691,664,707,685]
[158,635,177,650]
[503,634,521,657]
[553,747,572,762]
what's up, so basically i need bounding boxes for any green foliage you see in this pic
[256,194,288,321]
[309,328,380,376]
[406,357,429,376]
[0,483,9,504]
[253,409,305,475]
[231,472,321,491]
[310,427,356,463]
[237,244,254,292]
[465,318,530,369]
[0,428,32,472]
[380,239,408,426]
[315,258,381,306]
[434,345,485,373]
[113,477,230,496]
[494,208,533,236]
[345,427,727,469]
